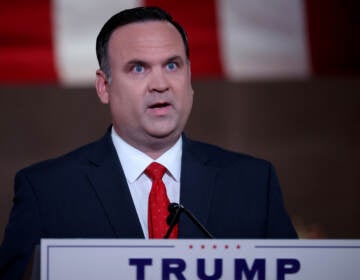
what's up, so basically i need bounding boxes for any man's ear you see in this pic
[95,69,110,104]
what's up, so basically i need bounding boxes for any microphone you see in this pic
[164,203,182,238]
[164,203,214,239]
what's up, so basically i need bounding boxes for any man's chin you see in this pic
[148,131,177,140]
[146,127,181,142]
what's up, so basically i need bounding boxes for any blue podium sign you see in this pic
[41,239,360,280]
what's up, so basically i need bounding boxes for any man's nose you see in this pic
[148,68,169,93]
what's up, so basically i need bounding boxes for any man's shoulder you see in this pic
[184,137,271,170]
[17,132,111,178]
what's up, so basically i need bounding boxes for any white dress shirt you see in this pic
[111,127,182,238]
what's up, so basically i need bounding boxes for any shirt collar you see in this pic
[111,127,182,183]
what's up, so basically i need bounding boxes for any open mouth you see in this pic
[149,102,171,109]
[147,101,172,115]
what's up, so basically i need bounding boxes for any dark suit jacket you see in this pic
[0,129,297,279]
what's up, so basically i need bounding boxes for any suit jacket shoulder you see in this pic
[182,136,272,171]
[17,131,115,179]
[0,130,143,279]
[180,135,297,239]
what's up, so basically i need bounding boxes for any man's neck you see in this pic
[112,127,181,160]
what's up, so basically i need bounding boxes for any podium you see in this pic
[36,239,360,279]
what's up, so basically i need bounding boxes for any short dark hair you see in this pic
[96,6,189,80]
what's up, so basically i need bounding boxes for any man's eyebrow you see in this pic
[124,56,185,68]
[125,59,149,67]
[166,55,184,63]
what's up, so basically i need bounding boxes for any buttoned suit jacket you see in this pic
[0,129,297,279]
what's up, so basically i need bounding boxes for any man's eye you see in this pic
[166,62,177,71]
[133,65,145,73]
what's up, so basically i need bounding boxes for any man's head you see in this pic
[96,6,189,81]
[95,7,194,159]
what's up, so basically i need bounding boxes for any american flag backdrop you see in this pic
[0,0,358,85]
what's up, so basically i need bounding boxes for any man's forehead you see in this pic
[108,21,186,60]
[110,21,182,46]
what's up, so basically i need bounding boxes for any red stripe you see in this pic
[305,0,360,76]
[145,0,223,78]
[0,0,57,83]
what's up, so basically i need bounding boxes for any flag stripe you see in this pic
[0,0,57,83]
[305,0,360,76]
[5,1,356,84]
[53,0,142,86]
[218,0,309,80]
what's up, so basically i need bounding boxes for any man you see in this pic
[0,6,297,280]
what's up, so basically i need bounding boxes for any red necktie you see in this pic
[145,162,178,239]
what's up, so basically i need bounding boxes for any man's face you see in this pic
[96,21,193,157]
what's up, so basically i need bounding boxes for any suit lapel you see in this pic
[86,132,144,238]
[179,136,217,238]
[82,131,217,239]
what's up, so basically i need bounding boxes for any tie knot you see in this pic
[145,162,166,181]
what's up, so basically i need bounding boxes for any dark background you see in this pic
[1,78,359,240]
